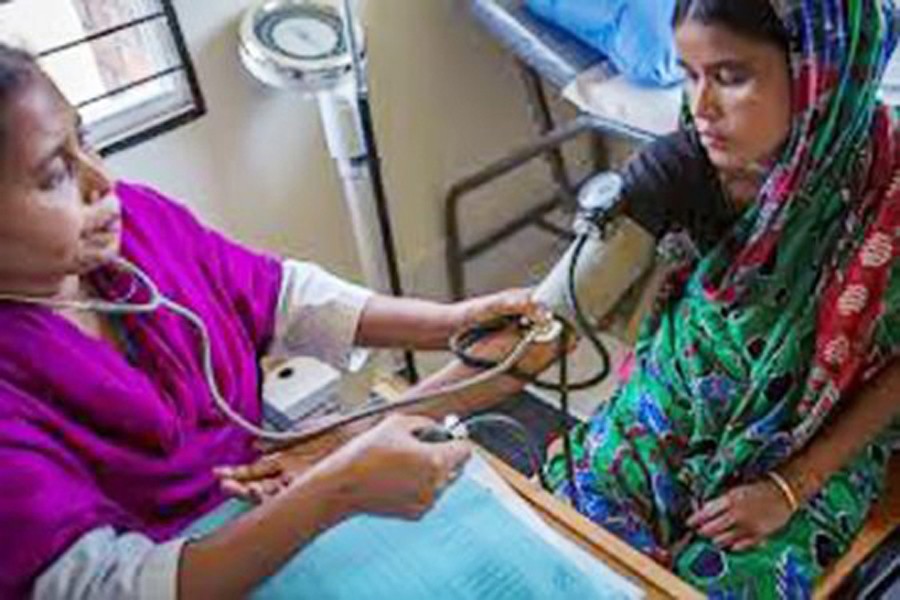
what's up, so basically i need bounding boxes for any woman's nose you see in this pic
[691,81,721,123]
[78,150,112,204]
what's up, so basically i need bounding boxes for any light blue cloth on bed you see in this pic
[525,0,682,86]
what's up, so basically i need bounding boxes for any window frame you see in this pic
[31,0,206,156]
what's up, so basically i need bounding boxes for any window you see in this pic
[0,0,205,154]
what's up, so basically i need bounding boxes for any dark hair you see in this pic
[674,0,789,51]
[0,44,44,158]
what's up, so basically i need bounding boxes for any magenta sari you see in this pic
[0,183,282,598]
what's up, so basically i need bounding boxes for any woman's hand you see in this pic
[183,415,470,599]
[687,479,794,552]
[323,414,471,519]
[452,288,540,330]
[216,415,380,503]
[218,414,471,520]
[355,287,540,351]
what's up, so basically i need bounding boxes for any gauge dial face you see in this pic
[256,6,345,61]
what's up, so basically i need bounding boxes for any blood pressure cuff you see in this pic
[619,130,737,255]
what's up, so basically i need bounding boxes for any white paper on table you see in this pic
[563,66,683,137]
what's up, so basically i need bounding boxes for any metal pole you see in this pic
[341,0,418,382]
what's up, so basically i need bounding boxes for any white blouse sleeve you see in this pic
[268,260,373,372]
[33,527,186,600]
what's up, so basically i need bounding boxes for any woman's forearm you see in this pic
[355,288,535,352]
[178,462,353,600]
[356,295,460,351]
[400,360,526,419]
[781,361,900,503]
[394,327,565,420]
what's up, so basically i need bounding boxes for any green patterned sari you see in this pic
[548,1,900,597]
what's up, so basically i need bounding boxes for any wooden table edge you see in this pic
[479,450,705,599]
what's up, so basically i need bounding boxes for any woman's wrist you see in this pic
[766,470,800,513]
[287,457,359,526]
[424,299,495,351]
[180,454,361,599]
[779,461,826,504]
[438,301,469,346]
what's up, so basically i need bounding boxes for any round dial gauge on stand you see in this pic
[239,1,361,92]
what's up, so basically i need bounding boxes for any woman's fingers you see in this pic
[711,526,745,548]
[697,510,737,538]
[689,482,792,551]
[220,479,255,503]
[438,440,472,476]
[246,480,283,503]
[687,495,731,528]
[246,482,264,503]
[427,441,471,488]
[214,457,284,483]
[215,456,294,504]
[459,288,539,328]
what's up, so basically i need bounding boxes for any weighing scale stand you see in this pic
[240,0,418,384]
[318,82,392,295]
[318,82,419,382]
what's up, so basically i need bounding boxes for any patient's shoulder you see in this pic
[621,130,732,249]
[621,130,713,215]
[625,130,707,180]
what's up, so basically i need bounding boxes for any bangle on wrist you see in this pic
[767,470,800,513]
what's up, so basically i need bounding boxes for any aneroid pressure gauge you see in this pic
[239,0,362,93]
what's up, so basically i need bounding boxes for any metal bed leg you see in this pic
[445,66,587,301]
[517,62,576,204]
[590,130,611,173]
[445,117,598,299]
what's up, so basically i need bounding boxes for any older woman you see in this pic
[0,43,541,599]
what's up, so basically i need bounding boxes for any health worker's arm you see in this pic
[36,415,468,600]
[354,288,535,351]
[271,259,534,361]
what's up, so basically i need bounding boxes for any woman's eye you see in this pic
[77,127,92,151]
[39,171,66,191]
[38,160,74,191]
[715,67,750,86]
[682,71,700,94]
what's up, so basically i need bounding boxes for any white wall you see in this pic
[108,0,555,298]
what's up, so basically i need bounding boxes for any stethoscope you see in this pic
[0,166,631,502]
[0,170,629,501]
[0,257,549,447]
[0,257,292,440]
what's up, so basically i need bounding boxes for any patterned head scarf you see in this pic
[652,0,900,494]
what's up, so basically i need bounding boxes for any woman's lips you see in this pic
[100,214,121,234]
[82,214,121,245]
[94,213,121,235]
[699,131,728,150]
